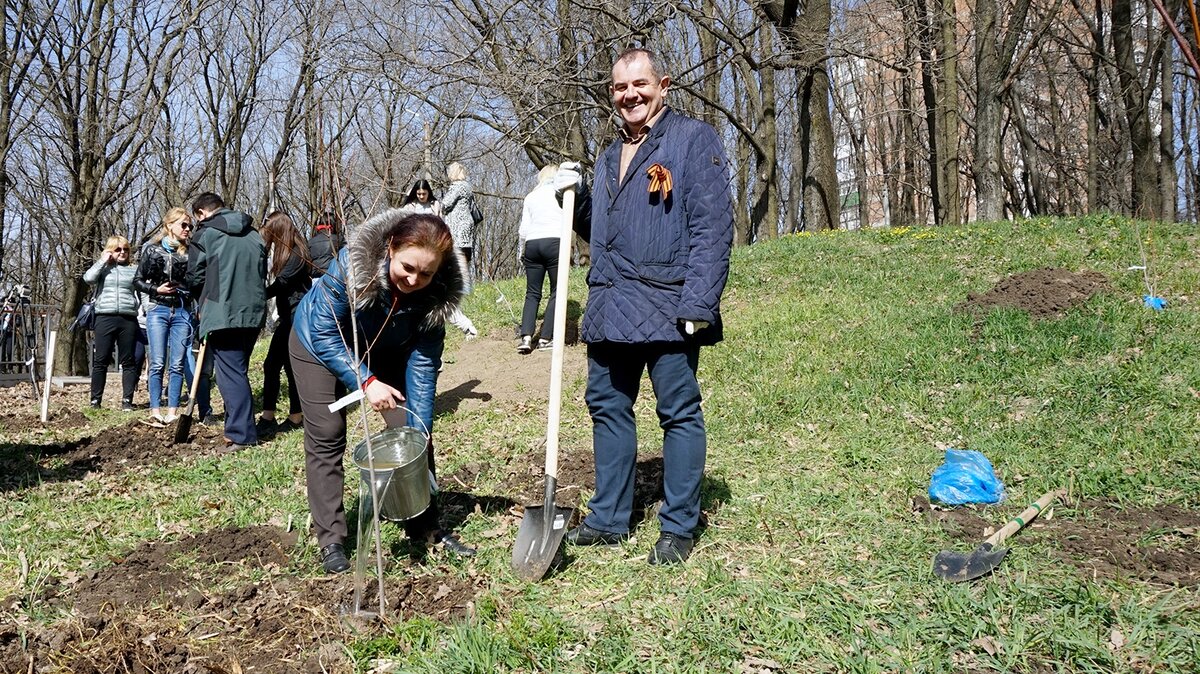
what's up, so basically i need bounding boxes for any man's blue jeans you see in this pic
[583,341,706,538]
[146,303,192,409]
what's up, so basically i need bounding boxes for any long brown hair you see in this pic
[262,211,312,277]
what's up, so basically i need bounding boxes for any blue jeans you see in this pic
[146,303,193,409]
[209,328,259,445]
[583,342,706,538]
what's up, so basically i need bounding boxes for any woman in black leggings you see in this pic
[257,211,312,437]
[83,235,140,409]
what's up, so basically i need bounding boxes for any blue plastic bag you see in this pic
[1143,295,1167,311]
[929,449,1005,505]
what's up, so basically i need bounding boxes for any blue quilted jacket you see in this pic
[575,108,733,346]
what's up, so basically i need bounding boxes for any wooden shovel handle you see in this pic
[544,188,575,481]
[183,340,208,417]
[984,489,1064,547]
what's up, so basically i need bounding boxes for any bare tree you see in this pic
[762,0,839,231]
[26,0,195,374]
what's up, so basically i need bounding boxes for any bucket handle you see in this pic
[381,403,430,440]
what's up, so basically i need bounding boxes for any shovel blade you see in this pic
[172,413,193,444]
[511,504,574,581]
[933,542,1009,582]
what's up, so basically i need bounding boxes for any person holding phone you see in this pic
[133,207,194,423]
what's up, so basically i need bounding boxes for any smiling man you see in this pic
[556,48,734,565]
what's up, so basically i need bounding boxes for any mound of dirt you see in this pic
[1,525,490,673]
[1037,500,1200,586]
[1,419,226,492]
[917,496,1200,586]
[957,267,1110,318]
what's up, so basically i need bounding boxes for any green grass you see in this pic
[4,215,1200,671]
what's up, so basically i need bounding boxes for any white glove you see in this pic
[450,308,478,338]
[683,320,709,335]
[554,161,583,194]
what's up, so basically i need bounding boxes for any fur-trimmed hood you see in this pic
[347,207,465,327]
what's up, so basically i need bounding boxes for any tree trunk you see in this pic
[973,0,1006,222]
[1159,36,1177,223]
[1112,0,1161,219]
[753,27,779,241]
[938,0,961,225]
[763,0,838,231]
[913,0,942,225]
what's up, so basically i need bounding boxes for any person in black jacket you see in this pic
[258,211,312,436]
[133,207,194,423]
[306,211,343,278]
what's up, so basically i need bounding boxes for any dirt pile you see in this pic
[917,497,1200,586]
[0,525,489,673]
[1,419,226,492]
[957,267,1110,318]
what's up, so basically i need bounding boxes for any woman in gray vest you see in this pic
[83,235,140,409]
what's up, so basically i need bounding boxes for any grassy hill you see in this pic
[3,215,1199,672]
[415,215,1200,672]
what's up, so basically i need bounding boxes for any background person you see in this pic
[290,211,475,574]
[440,162,477,292]
[307,210,344,278]
[83,235,140,410]
[400,179,442,216]
[559,48,734,566]
[257,211,311,437]
[133,207,194,423]
[185,192,267,450]
[515,165,564,354]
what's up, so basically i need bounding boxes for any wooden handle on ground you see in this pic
[544,188,575,481]
[984,489,1064,547]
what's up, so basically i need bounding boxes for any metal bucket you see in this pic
[352,426,430,522]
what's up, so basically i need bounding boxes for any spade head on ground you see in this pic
[933,542,1009,582]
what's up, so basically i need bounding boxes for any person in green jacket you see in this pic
[185,192,267,450]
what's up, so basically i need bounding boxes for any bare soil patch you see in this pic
[1036,500,1200,586]
[957,267,1111,319]
[435,328,587,416]
[1,418,226,492]
[917,496,1200,586]
[1,525,489,673]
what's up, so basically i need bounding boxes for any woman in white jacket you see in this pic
[516,165,563,353]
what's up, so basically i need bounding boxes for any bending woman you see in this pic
[133,207,193,422]
[290,210,476,574]
[84,235,140,410]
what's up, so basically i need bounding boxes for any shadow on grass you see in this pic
[434,379,492,418]
[0,438,97,493]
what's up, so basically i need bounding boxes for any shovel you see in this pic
[512,187,577,581]
[933,489,1063,582]
[173,340,208,444]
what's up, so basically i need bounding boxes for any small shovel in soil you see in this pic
[173,340,208,444]
[933,489,1064,582]
[512,187,577,581]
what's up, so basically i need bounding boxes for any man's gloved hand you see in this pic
[683,320,709,335]
[554,161,583,195]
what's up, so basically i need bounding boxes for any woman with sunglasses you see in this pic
[83,235,140,410]
[133,207,194,423]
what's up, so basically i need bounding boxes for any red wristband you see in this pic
[362,375,377,391]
